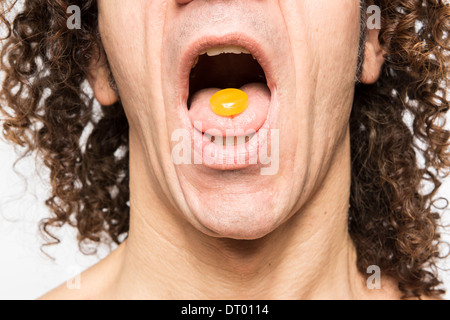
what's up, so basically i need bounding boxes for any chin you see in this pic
[184,189,284,240]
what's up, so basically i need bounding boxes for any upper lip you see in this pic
[177,32,276,105]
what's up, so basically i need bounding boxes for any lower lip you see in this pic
[192,127,268,170]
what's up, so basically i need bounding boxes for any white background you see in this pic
[1,1,449,301]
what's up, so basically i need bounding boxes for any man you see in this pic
[1,0,449,299]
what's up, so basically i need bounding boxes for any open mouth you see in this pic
[188,46,268,109]
[187,46,271,147]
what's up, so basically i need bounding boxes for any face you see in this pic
[94,0,373,240]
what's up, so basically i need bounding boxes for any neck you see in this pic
[107,127,373,299]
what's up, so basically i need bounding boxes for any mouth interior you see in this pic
[188,53,268,109]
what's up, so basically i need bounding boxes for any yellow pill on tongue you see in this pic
[210,88,249,117]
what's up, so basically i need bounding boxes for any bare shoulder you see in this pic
[39,243,126,300]
[358,275,444,300]
[39,266,102,300]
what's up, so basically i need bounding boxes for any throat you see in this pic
[120,207,360,299]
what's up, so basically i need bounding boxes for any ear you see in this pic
[360,27,386,84]
[87,53,119,106]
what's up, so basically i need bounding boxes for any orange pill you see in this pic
[210,88,249,117]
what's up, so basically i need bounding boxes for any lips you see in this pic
[176,33,278,169]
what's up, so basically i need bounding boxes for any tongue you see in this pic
[188,83,270,136]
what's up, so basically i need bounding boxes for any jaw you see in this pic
[96,1,361,240]
[158,1,305,240]
[148,0,359,240]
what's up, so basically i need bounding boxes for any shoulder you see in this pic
[39,243,126,300]
[39,263,108,300]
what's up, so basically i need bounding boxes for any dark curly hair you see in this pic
[1,0,449,299]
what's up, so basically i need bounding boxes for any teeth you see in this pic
[192,46,257,69]
[205,132,257,146]
[203,46,251,57]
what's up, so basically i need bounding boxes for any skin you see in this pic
[41,0,395,299]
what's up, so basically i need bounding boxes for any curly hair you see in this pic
[1,0,449,299]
